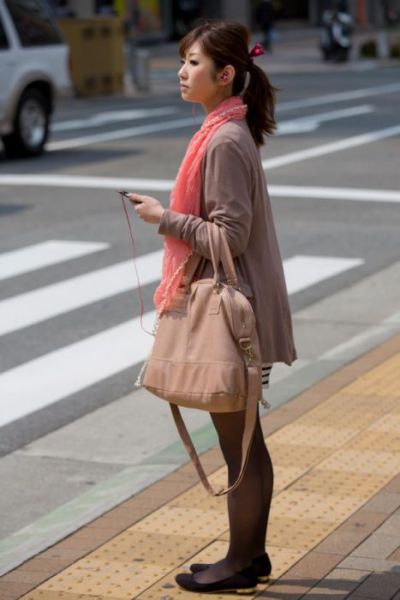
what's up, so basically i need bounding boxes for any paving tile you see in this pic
[296,589,332,598]
[282,551,343,580]
[302,567,370,598]
[49,536,101,552]
[339,510,388,534]
[351,533,400,559]
[4,557,70,575]
[0,593,31,600]
[301,590,350,599]
[338,555,400,573]
[314,529,369,555]
[383,474,400,494]
[0,581,33,597]
[257,576,316,598]
[264,517,333,551]
[0,570,49,585]
[361,492,400,515]
[346,571,400,599]
[33,548,89,561]
[22,593,110,600]
[388,547,400,562]
[346,595,385,600]
[373,513,400,537]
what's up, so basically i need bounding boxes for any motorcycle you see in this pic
[320,7,353,62]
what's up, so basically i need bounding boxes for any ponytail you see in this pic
[243,62,277,146]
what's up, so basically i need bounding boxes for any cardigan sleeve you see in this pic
[158,138,253,259]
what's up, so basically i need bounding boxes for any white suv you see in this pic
[0,0,71,157]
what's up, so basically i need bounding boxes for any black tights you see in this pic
[193,407,274,583]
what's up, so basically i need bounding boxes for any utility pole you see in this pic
[374,0,389,58]
[356,0,367,25]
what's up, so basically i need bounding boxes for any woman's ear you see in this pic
[219,65,235,86]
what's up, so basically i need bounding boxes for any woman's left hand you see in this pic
[128,193,165,225]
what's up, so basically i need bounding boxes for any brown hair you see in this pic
[179,20,277,146]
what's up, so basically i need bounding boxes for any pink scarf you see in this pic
[154,96,247,314]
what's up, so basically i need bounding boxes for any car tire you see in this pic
[2,88,50,158]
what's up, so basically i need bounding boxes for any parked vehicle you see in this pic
[320,2,353,63]
[0,0,71,158]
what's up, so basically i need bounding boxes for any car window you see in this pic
[0,16,10,49]
[5,0,63,46]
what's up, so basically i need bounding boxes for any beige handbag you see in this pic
[139,222,262,496]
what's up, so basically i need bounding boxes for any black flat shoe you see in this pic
[175,566,258,594]
[190,552,272,583]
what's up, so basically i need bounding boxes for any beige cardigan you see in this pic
[158,119,297,366]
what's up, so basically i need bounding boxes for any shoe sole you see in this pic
[187,588,257,595]
[177,580,257,594]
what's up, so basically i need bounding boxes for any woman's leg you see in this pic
[193,407,274,583]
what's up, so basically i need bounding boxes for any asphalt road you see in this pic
[0,61,400,561]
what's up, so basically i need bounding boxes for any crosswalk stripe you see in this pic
[277,81,400,112]
[51,107,179,133]
[2,176,399,204]
[284,256,364,294]
[276,105,373,135]
[0,174,175,192]
[0,241,109,282]
[0,254,363,427]
[262,124,400,170]
[47,117,200,152]
[0,251,163,336]
[0,311,157,428]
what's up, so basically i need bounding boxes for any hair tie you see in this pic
[249,42,265,59]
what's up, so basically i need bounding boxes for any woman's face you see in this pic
[178,41,229,110]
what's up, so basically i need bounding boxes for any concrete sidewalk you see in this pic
[1,334,400,599]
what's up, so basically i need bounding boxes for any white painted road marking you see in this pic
[277,105,374,135]
[3,123,400,191]
[51,107,179,132]
[270,185,400,203]
[0,311,157,428]
[262,124,400,170]
[277,82,400,112]
[1,176,399,204]
[284,256,364,294]
[44,85,400,151]
[0,174,175,192]
[0,251,163,336]
[0,241,109,282]
[47,117,201,151]
[0,255,363,427]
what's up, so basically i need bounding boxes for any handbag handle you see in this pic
[180,222,239,293]
[207,223,239,288]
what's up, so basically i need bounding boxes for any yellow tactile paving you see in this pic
[220,517,333,550]
[21,351,400,600]
[136,542,306,599]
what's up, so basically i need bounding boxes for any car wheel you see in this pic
[2,88,50,158]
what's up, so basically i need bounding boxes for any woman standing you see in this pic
[127,20,297,595]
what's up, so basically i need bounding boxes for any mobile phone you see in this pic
[118,190,142,204]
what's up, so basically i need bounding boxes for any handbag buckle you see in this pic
[239,337,255,364]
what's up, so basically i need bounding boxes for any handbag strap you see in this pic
[181,222,238,292]
[170,360,260,496]
[207,223,238,288]
[170,221,260,496]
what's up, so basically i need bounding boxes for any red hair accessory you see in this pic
[249,42,265,58]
